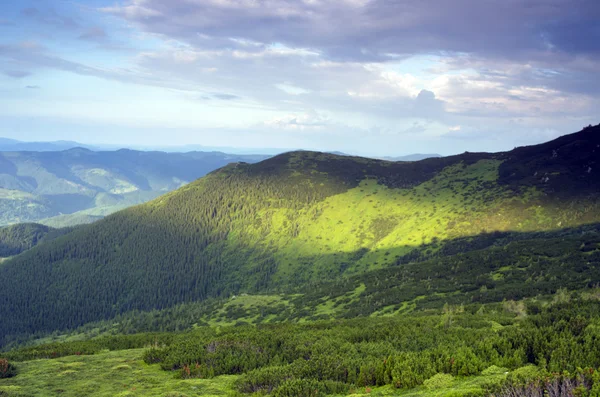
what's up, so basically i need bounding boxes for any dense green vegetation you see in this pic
[0,125,599,346]
[0,125,600,396]
[0,148,269,227]
[8,221,593,346]
[3,296,600,396]
[144,297,600,396]
[0,223,73,258]
[0,359,17,379]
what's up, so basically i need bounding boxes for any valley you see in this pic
[0,149,269,227]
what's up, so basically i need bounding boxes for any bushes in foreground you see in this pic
[0,358,17,378]
[493,367,600,397]
[140,300,600,396]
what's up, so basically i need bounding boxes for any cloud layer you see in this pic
[0,0,598,155]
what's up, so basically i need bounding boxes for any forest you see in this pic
[0,126,599,346]
[0,126,599,396]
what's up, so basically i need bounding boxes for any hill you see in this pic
[0,148,269,227]
[0,223,73,259]
[0,125,598,345]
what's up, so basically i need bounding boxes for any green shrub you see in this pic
[424,373,454,389]
[272,379,349,397]
[506,365,543,386]
[0,358,17,378]
[481,366,508,376]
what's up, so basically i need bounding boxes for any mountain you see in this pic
[0,223,72,258]
[0,125,598,344]
[0,138,93,152]
[0,148,270,227]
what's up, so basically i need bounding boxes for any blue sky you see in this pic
[1,0,599,156]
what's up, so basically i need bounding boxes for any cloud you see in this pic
[21,7,79,29]
[103,0,600,63]
[95,0,599,134]
[0,41,194,92]
[263,112,332,131]
[212,93,240,100]
[78,27,107,42]
[2,0,596,156]
[25,85,40,89]
[3,70,32,78]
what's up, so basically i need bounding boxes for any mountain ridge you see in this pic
[0,125,598,345]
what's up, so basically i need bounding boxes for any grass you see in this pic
[0,349,238,397]
[201,294,295,327]
[224,158,570,284]
[0,349,512,396]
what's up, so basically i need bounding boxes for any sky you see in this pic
[0,0,599,156]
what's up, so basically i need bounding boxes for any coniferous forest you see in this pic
[1,126,600,396]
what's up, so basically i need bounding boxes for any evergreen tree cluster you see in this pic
[0,223,72,257]
[138,300,600,395]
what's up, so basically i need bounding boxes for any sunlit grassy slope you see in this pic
[0,125,599,344]
[243,159,532,278]
[0,349,237,397]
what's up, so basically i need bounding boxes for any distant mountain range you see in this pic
[0,138,95,152]
[0,148,270,227]
[0,137,443,159]
[0,137,293,155]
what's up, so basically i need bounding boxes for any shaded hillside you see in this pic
[0,148,269,226]
[20,222,597,340]
[0,223,73,258]
[0,125,598,343]
[499,124,600,196]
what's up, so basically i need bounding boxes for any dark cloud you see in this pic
[413,90,444,118]
[3,70,31,78]
[104,0,600,62]
[199,93,241,101]
[212,93,240,100]
[78,27,107,42]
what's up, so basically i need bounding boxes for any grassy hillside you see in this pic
[0,125,598,345]
[0,148,269,226]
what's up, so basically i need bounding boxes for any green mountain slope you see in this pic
[0,223,73,259]
[0,125,598,344]
[0,148,269,226]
